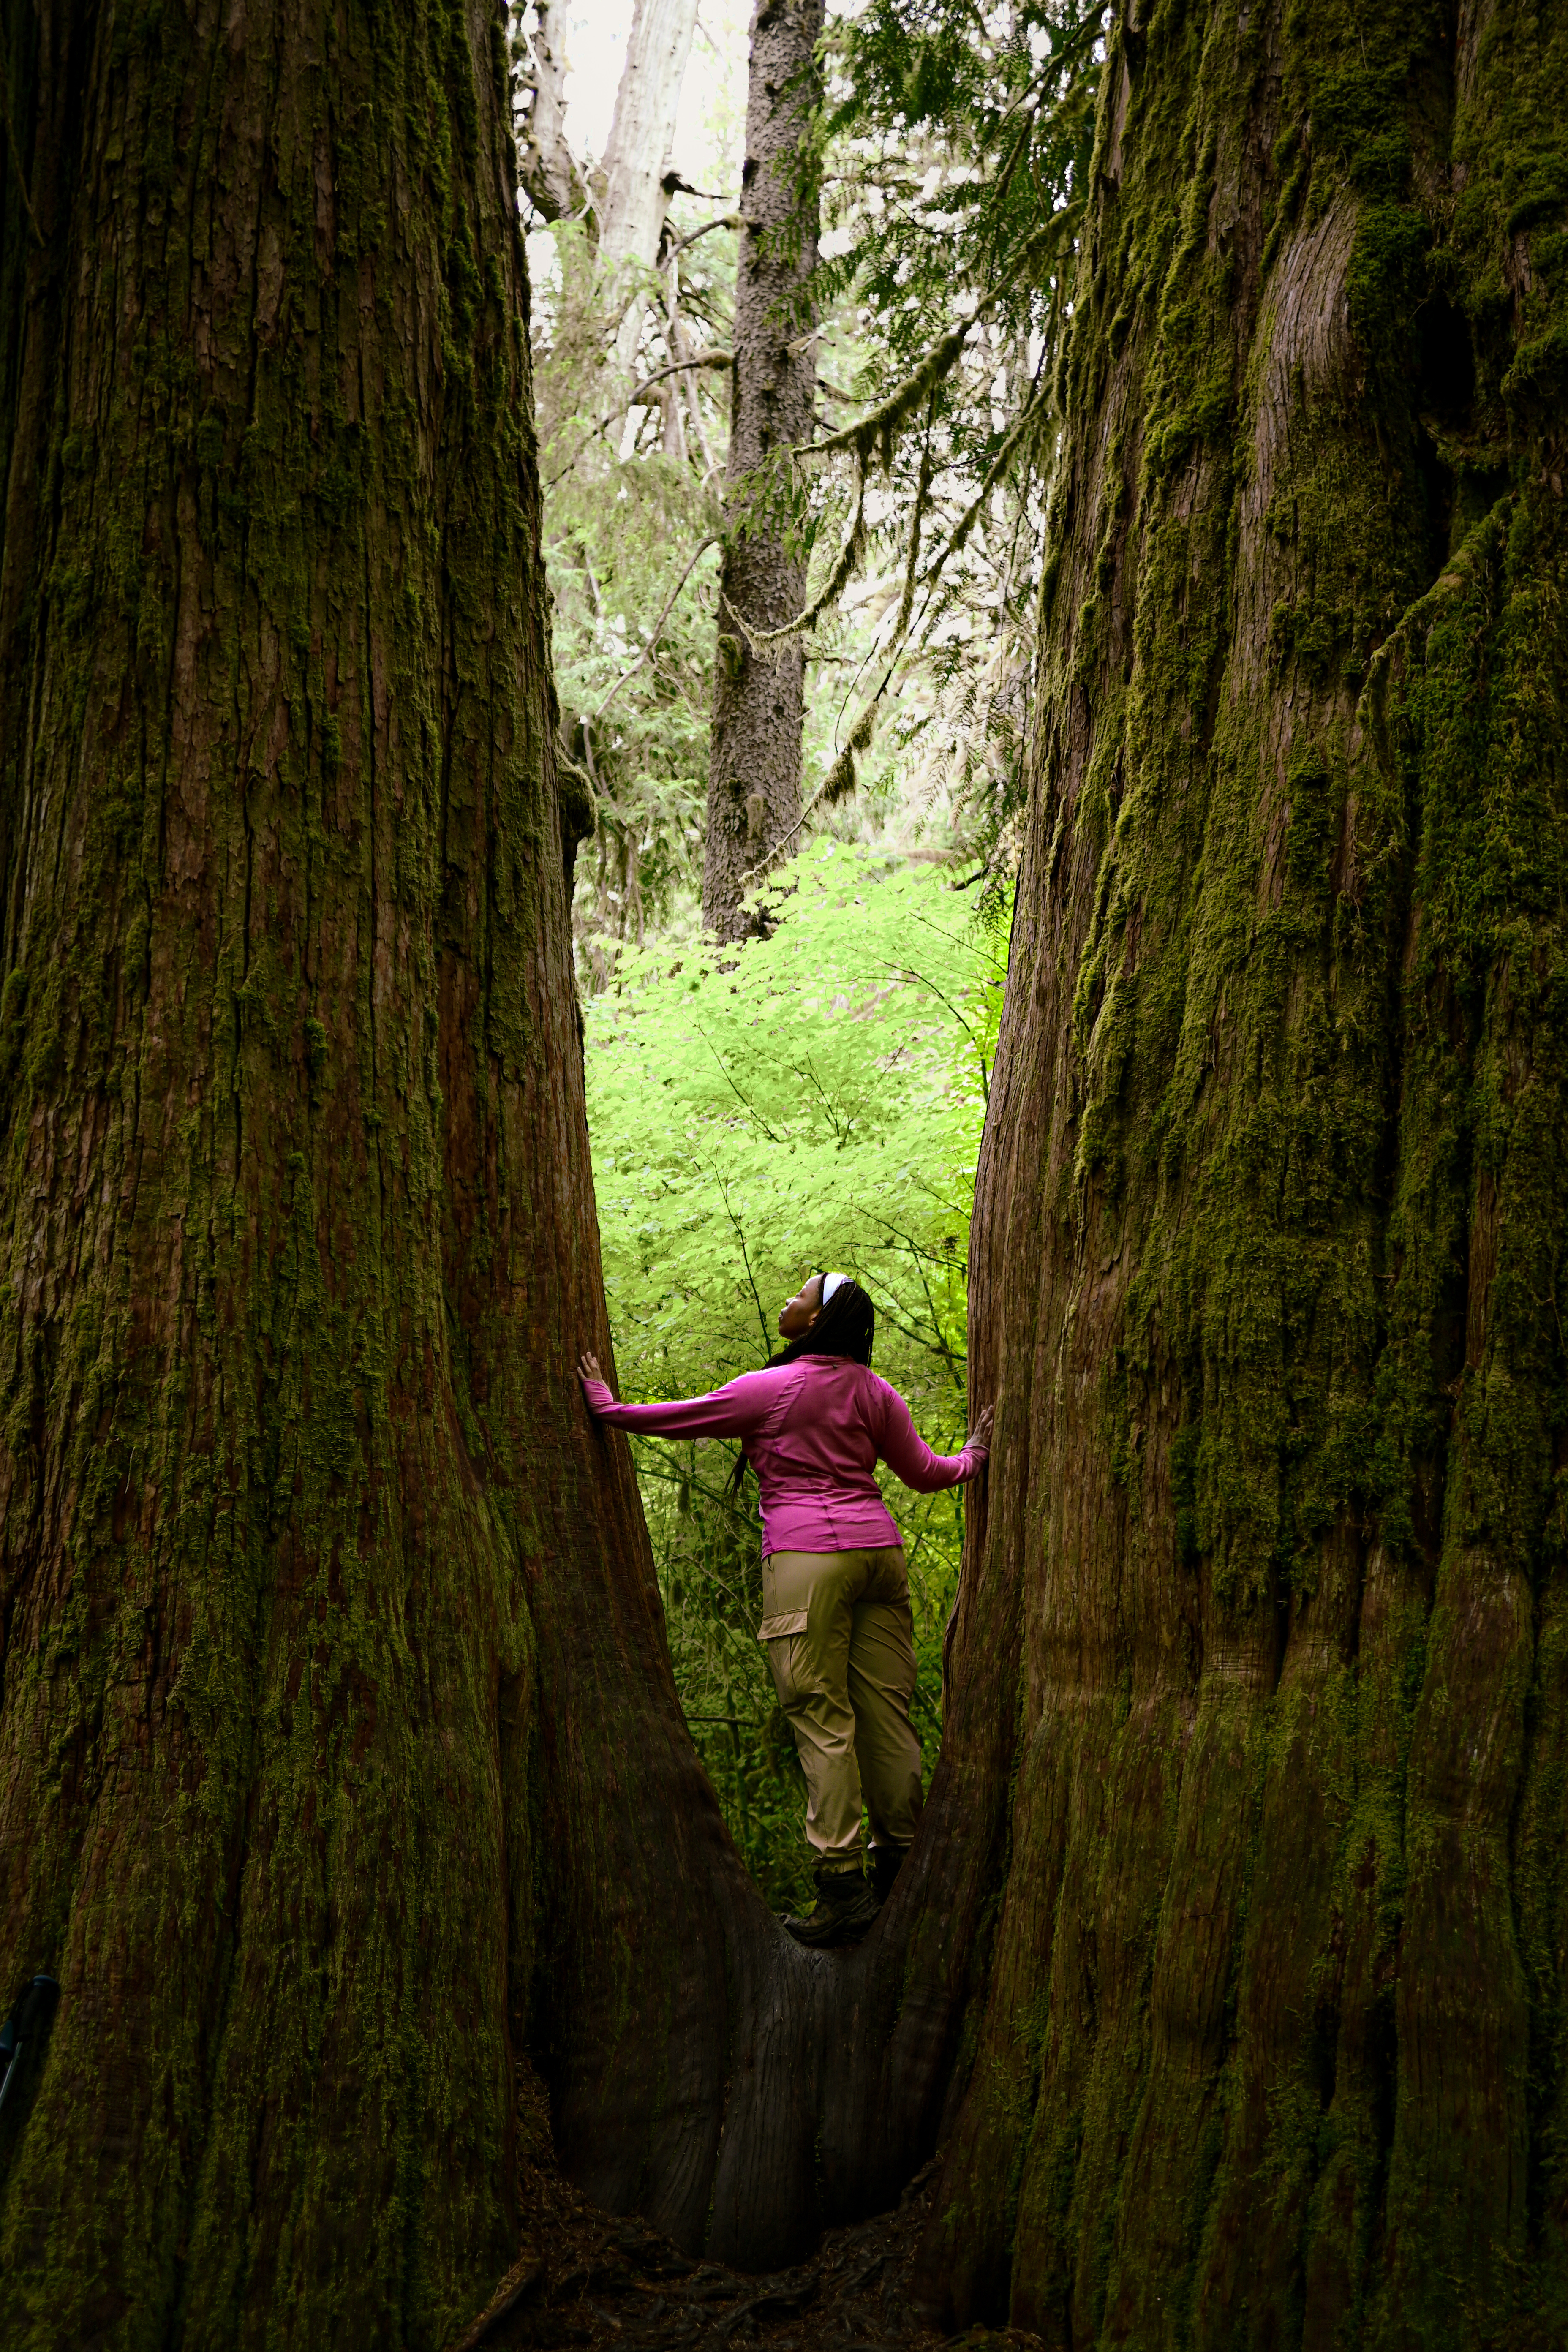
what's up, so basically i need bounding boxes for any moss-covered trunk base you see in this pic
[899,1,1568,2344]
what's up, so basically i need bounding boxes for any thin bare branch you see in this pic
[890,962,989,1101]
[628,347,732,401]
[703,1160,774,1360]
[590,534,720,723]
[667,212,740,258]
[694,1037,785,1145]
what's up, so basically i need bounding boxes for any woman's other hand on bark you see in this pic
[968,1402,994,1453]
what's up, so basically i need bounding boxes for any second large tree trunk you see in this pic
[906,0,1568,2340]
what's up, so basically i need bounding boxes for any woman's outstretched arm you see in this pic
[577,1352,781,1440]
[873,1383,993,1492]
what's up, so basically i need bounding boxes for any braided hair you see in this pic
[769,1273,874,1368]
[728,1272,875,1500]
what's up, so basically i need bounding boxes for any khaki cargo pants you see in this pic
[759,1546,924,1862]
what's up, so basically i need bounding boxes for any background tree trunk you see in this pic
[700,0,822,942]
[597,0,700,375]
[896,0,1568,2340]
[516,0,588,224]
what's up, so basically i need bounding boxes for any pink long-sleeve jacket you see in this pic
[581,1354,986,1556]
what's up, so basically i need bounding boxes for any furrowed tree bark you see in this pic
[894,0,1568,2341]
[0,0,995,2326]
[700,0,822,942]
[0,0,815,2338]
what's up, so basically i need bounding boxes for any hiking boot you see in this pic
[868,1842,910,1906]
[782,1861,880,1949]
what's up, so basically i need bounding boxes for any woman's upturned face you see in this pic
[778,1272,825,1339]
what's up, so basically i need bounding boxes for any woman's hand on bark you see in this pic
[967,1402,995,1451]
[577,1351,603,1386]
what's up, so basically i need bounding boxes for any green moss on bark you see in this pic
[0,0,683,2341]
[927,0,1568,2340]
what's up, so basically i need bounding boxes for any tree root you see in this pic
[440,2146,1016,2352]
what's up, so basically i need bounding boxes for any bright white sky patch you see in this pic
[555,0,749,186]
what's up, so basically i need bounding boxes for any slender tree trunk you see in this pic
[597,0,700,374]
[899,0,1568,2340]
[700,0,821,942]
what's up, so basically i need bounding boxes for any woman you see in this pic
[578,1270,992,1949]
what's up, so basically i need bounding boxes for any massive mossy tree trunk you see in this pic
[900,0,1568,2339]
[0,0,818,2340]
[700,0,822,940]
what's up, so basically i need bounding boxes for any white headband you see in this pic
[820,1271,850,1305]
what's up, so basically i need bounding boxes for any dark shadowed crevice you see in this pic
[1417,291,1475,423]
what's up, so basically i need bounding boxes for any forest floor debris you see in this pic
[444,2108,1041,2352]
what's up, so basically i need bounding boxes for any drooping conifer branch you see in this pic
[803,207,1076,467]
[734,212,1073,664]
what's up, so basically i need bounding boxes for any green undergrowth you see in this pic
[584,838,1004,1908]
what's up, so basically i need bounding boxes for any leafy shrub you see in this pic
[585,838,1005,1905]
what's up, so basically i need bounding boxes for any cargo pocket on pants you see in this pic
[757,1610,810,1642]
[759,1616,809,1712]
